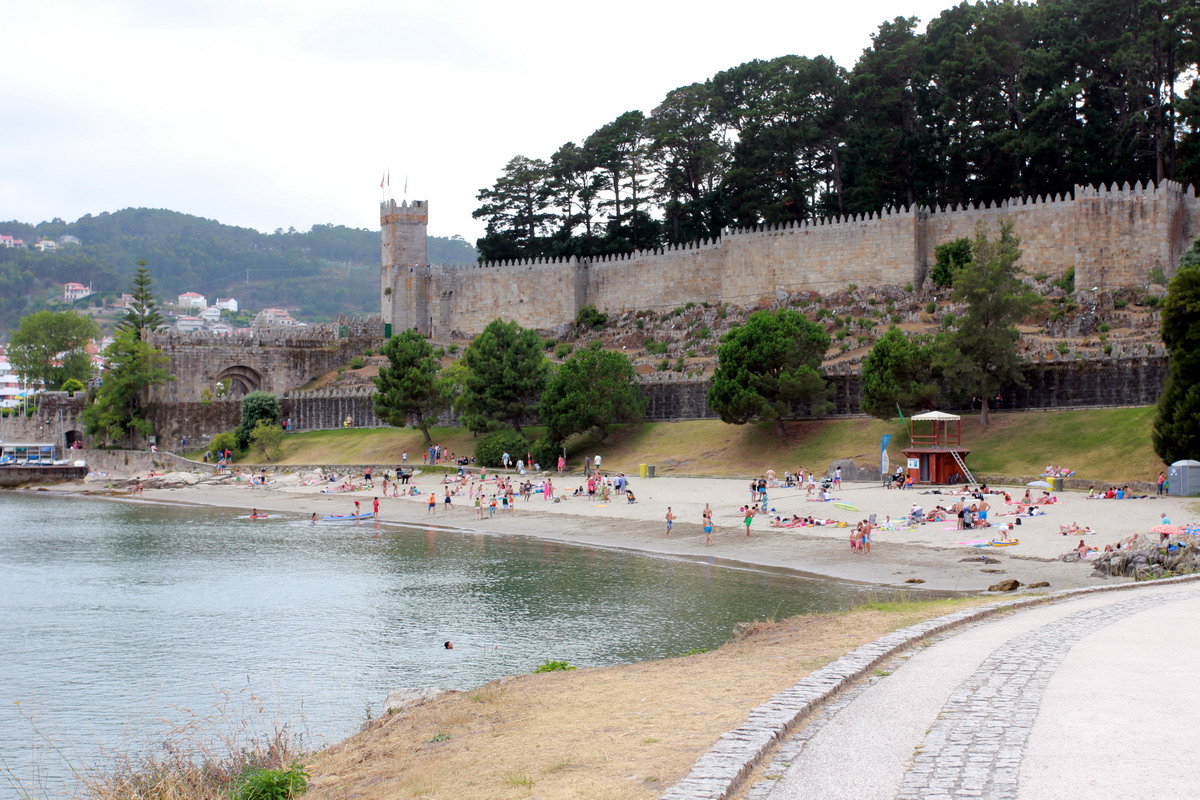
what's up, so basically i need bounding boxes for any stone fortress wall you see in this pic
[148,317,383,403]
[383,181,1200,338]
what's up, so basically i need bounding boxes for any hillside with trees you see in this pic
[473,0,1200,261]
[0,208,476,334]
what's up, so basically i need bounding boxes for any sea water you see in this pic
[0,492,900,797]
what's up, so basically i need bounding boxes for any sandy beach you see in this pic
[52,466,1195,593]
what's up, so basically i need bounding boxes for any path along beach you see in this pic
[55,468,1197,592]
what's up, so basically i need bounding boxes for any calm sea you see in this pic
[0,492,899,798]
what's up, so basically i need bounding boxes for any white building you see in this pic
[34,239,57,252]
[63,282,92,301]
[200,306,222,322]
[0,347,27,408]
[177,292,207,308]
[214,297,238,312]
[253,308,302,327]
[174,315,205,332]
[0,234,25,249]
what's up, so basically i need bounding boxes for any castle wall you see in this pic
[385,181,1200,337]
[149,317,383,403]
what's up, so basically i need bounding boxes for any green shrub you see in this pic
[447,344,458,355]
[1034,272,1050,283]
[904,282,914,292]
[475,430,531,468]
[575,304,608,329]
[1144,294,1161,307]
[210,431,238,456]
[890,313,902,324]
[1104,343,1113,355]
[717,303,728,319]
[657,358,671,371]
[684,301,695,310]
[867,297,878,305]
[925,301,937,314]
[644,338,668,355]
[1056,341,1070,355]
[932,237,972,287]
[847,283,858,291]
[940,313,956,330]
[838,341,851,352]
[1148,267,1167,285]
[61,378,85,395]
[690,325,710,340]
[233,763,308,800]
[554,342,573,359]
[529,437,561,469]
[674,358,686,371]
[363,348,374,356]
[1114,296,1129,309]
[636,318,645,330]
[533,660,576,673]
[1098,322,1111,333]
[1053,266,1075,293]
[349,356,366,370]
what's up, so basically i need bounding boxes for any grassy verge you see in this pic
[303,594,996,800]
[230,406,1160,485]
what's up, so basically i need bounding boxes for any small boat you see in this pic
[242,514,272,520]
[322,511,375,521]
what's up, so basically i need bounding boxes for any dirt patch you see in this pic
[304,599,990,800]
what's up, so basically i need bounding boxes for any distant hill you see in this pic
[0,208,476,334]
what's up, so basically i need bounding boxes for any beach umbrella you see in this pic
[1151,524,1183,536]
[1026,480,1051,488]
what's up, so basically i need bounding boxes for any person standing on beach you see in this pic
[373,496,380,516]
[704,516,713,545]
[743,508,754,536]
[665,507,675,536]
[353,500,361,519]
[427,492,436,514]
[1157,472,1166,496]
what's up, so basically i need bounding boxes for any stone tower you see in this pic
[380,198,429,336]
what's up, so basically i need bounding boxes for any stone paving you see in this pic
[660,575,1200,800]
[894,589,1197,800]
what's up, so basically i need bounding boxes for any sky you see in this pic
[1,0,964,241]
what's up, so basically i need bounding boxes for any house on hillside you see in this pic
[63,282,92,302]
[177,291,206,309]
[0,235,25,249]
[200,306,222,323]
[57,235,82,246]
[253,308,302,327]
[34,239,57,252]
[174,315,205,332]
[214,297,238,312]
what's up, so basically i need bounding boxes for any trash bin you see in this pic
[647,465,656,478]
[1051,477,1064,492]
[639,463,648,478]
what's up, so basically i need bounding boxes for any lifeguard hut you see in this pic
[903,411,975,485]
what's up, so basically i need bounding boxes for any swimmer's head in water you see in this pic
[444,641,453,649]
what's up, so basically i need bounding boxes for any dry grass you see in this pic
[256,406,1159,484]
[303,596,992,800]
[56,689,311,800]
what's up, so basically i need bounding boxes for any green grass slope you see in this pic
[244,407,1161,485]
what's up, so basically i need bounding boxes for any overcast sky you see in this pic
[2,0,963,241]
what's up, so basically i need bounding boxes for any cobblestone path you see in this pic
[893,588,1197,800]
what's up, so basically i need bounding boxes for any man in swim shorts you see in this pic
[665,507,675,536]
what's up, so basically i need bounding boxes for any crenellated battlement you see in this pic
[381,180,1200,338]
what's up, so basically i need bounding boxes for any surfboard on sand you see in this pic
[832,502,860,512]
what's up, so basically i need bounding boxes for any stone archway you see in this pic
[214,365,264,397]
[64,429,83,449]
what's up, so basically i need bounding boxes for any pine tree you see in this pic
[118,260,165,340]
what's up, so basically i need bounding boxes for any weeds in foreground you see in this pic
[7,688,311,800]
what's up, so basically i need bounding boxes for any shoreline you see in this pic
[34,466,1185,593]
